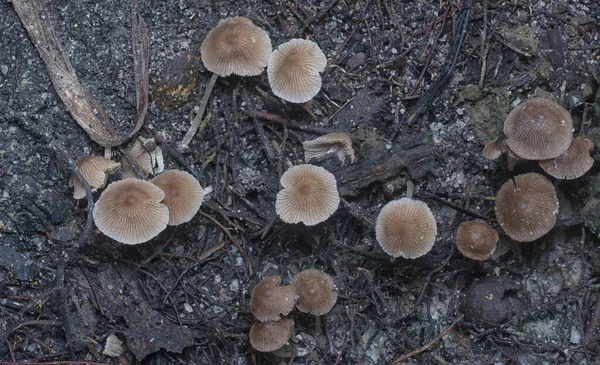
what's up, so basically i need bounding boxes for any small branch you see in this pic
[390,314,464,364]
[182,73,218,148]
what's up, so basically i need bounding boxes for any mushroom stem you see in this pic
[406,179,414,199]
[314,315,322,334]
[181,73,218,149]
[104,146,112,160]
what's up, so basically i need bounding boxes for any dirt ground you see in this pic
[1,0,600,364]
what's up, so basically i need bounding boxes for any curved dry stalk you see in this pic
[181,73,219,149]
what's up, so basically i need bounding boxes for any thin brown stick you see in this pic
[390,314,465,364]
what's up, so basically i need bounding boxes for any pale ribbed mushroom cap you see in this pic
[276,164,340,226]
[151,170,204,225]
[456,221,499,261]
[200,16,272,77]
[268,39,327,103]
[250,275,296,322]
[93,179,169,245]
[70,156,121,199]
[504,97,573,160]
[303,132,355,164]
[539,137,594,180]
[375,198,438,259]
[292,269,337,316]
[121,139,153,179]
[249,317,293,352]
[495,173,559,242]
[482,134,509,160]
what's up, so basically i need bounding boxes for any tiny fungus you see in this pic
[182,17,272,148]
[292,269,337,316]
[482,134,508,160]
[93,179,169,245]
[456,221,499,261]
[375,198,438,259]
[495,173,559,242]
[249,317,293,353]
[275,164,340,226]
[250,275,296,322]
[70,156,120,199]
[539,136,594,179]
[303,132,355,164]
[151,170,205,225]
[503,97,573,160]
[121,139,154,179]
[267,38,327,103]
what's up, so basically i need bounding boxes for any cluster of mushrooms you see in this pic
[249,270,338,353]
[482,96,594,244]
[182,16,328,148]
[70,137,208,244]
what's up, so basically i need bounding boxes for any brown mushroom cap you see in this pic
[375,198,438,259]
[495,173,559,242]
[200,16,272,77]
[275,164,340,226]
[456,221,499,260]
[121,139,153,179]
[250,276,296,322]
[482,134,509,160]
[539,136,594,180]
[70,156,120,199]
[291,269,337,316]
[503,97,573,160]
[268,38,327,103]
[151,170,204,225]
[93,179,169,245]
[249,317,293,352]
[303,132,355,164]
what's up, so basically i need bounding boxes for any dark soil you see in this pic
[1,0,600,364]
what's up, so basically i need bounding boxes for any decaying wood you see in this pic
[12,0,149,147]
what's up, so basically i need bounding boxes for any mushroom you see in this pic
[250,275,296,322]
[538,136,594,179]
[267,38,327,103]
[121,139,154,179]
[249,317,293,353]
[456,221,499,261]
[503,97,573,160]
[70,156,120,199]
[93,179,169,244]
[495,173,559,242]
[291,269,337,316]
[303,132,355,164]
[181,17,272,148]
[482,134,508,160]
[151,170,205,225]
[275,164,340,226]
[375,198,438,259]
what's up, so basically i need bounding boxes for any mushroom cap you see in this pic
[495,173,559,242]
[70,156,121,199]
[200,16,272,77]
[93,179,169,245]
[303,132,355,164]
[250,276,296,322]
[291,269,337,316]
[275,164,340,226]
[151,170,204,225]
[375,198,438,259]
[456,221,499,260]
[268,38,327,103]
[482,134,509,160]
[249,317,293,352]
[503,97,573,160]
[539,136,594,180]
[121,139,153,179]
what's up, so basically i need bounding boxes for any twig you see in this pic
[182,73,218,148]
[198,211,253,275]
[390,314,464,364]
[415,191,492,221]
[299,0,341,35]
